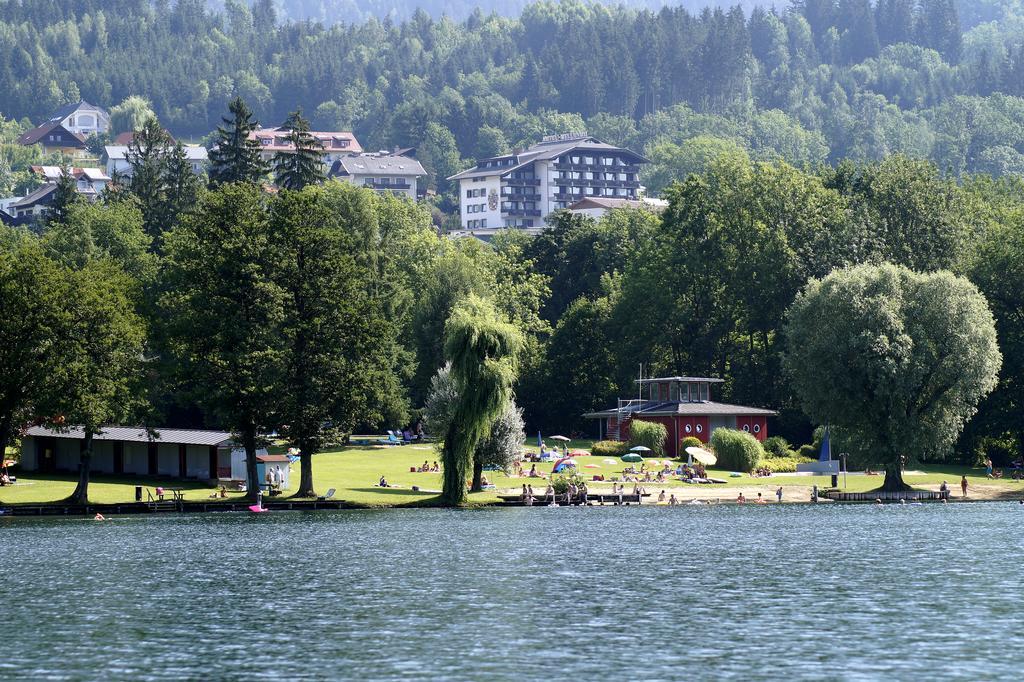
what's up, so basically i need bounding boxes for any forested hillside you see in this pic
[207,0,786,24]
[3,0,1024,195]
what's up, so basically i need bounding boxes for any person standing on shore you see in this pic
[961,475,968,498]
[775,487,783,503]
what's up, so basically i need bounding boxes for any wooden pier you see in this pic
[823,489,949,502]
[497,492,651,506]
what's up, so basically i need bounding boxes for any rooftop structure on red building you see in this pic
[584,375,776,458]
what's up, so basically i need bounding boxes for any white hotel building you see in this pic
[448,133,647,235]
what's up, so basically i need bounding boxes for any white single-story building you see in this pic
[20,425,265,482]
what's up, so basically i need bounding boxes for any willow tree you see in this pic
[784,263,1001,491]
[440,296,522,506]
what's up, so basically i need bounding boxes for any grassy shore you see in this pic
[1,439,1021,507]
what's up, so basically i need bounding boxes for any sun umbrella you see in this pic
[621,452,644,463]
[629,445,651,453]
[604,458,617,464]
[685,446,717,466]
[550,435,570,442]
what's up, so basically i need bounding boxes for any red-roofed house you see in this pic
[249,127,362,167]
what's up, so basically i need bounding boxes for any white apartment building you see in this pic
[104,145,208,178]
[328,153,426,199]
[448,133,647,235]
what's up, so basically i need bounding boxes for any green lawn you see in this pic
[0,438,1016,507]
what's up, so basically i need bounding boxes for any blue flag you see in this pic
[819,426,832,462]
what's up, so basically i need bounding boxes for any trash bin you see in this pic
[135,486,142,502]
[831,474,838,487]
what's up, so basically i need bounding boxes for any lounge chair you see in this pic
[384,431,403,446]
[318,488,336,501]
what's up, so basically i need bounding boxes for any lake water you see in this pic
[1,504,1020,680]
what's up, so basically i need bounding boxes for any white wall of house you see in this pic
[62,111,108,136]
[347,174,419,199]
[459,176,501,229]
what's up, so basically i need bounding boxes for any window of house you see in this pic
[480,219,487,228]
[695,423,703,434]
[700,383,709,401]
[669,383,678,401]
[584,156,594,164]
[753,423,761,434]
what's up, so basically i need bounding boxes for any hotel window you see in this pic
[480,219,487,228]
[570,155,581,164]
[601,157,613,166]
[618,173,627,181]
[584,156,594,164]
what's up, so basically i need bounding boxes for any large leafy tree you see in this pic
[60,260,148,504]
[161,184,285,499]
[784,263,1001,491]
[0,231,70,460]
[439,295,521,505]
[208,97,268,186]
[270,185,391,497]
[273,109,324,191]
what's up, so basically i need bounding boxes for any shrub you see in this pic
[629,419,668,457]
[760,456,798,473]
[763,436,792,459]
[591,440,628,458]
[797,444,818,460]
[710,428,764,473]
[679,435,703,458]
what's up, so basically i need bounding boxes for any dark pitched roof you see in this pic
[17,121,87,147]
[46,100,108,123]
[331,154,426,177]
[448,136,648,181]
[584,400,777,418]
[25,425,234,446]
[10,183,58,209]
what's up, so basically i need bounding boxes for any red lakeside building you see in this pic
[584,376,776,458]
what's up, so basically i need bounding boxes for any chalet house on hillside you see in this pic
[328,152,426,199]
[584,376,776,458]
[17,101,110,157]
[249,127,363,167]
[7,166,111,220]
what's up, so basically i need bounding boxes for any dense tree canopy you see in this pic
[2,0,1024,206]
[783,263,1001,490]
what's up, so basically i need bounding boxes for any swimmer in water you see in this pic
[94,512,106,521]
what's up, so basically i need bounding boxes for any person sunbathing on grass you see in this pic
[378,476,390,488]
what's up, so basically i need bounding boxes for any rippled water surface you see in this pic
[1,504,1021,680]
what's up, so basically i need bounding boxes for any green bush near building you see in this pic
[629,420,668,457]
[678,436,703,458]
[710,428,764,472]
[591,440,629,458]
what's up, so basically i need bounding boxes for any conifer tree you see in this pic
[273,108,325,191]
[48,168,83,225]
[208,97,268,187]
